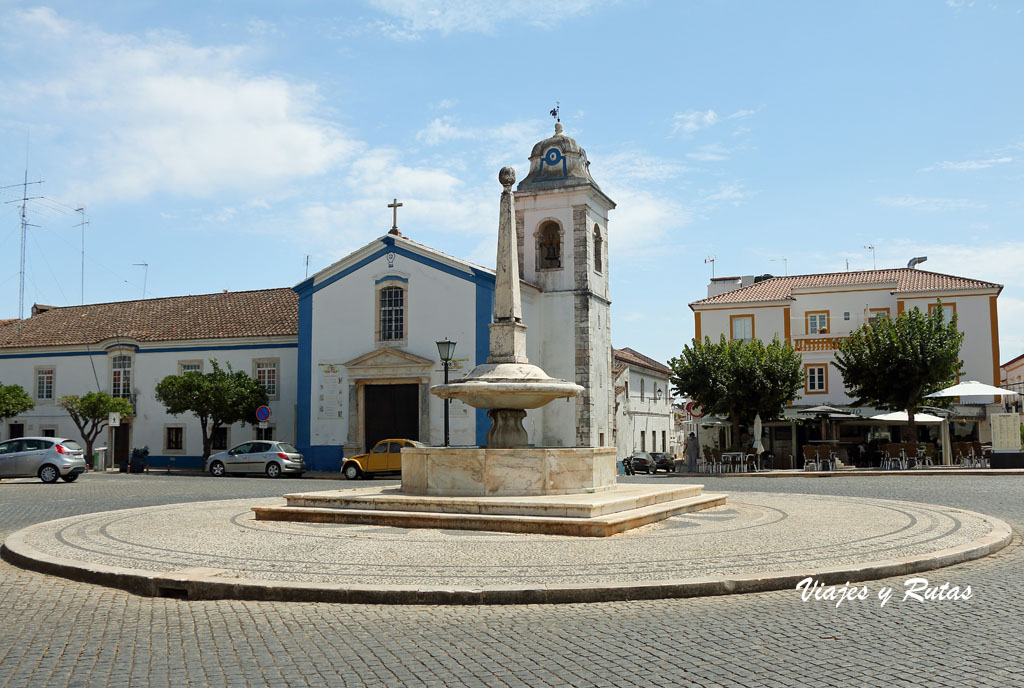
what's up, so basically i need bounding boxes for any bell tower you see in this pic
[514,120,616,448]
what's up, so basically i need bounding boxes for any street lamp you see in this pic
[436,339,457,446]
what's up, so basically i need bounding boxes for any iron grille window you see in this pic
[112,355,132,398]
[380,286,404,341]
[166,427,183,451]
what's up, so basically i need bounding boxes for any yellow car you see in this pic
[341,439,425,480]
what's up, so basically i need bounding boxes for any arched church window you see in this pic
[378,285,405,343]
[537,221,562,270]
[593,225,603,273]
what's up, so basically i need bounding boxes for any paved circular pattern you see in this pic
[3,490,1010,602]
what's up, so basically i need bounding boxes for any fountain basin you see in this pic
[401,446,617,497]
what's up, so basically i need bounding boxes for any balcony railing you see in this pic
[793,335,848,352]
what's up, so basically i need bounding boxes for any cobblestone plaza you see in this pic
[1,473,1021,687]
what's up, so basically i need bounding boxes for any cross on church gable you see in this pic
[388,198,403,236]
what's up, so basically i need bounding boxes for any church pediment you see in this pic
[343,347,434,377]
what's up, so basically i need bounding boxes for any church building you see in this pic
[296,123,617,468]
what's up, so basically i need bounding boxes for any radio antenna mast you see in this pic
[2,163,44,320]
[75,208,89,304]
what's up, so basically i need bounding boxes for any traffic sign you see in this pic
[108,412,121,427]
[256,405,271,422]
[258,421,269,429]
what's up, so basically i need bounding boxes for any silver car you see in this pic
[0,437,87,483]
[205,441,305,478]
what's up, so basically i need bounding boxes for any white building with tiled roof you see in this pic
[0,289,298,469]
[690,268,1003,408]
[613,347,673,461]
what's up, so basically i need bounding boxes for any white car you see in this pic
[205,441,305,478]
[0,437,87,483]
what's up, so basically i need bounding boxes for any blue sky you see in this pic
[1,1,1022,367]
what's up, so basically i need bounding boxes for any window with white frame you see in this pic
[35,367,54,400]
[805,365,827,394]
[731,315,754,342]
[806,311,829,334]
[254,359,279,398]
[379,286,405,342]
[178,360,203,375]
[111,355,132,398]
[256,425,275,441]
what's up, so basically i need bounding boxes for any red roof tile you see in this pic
[614,347,672,374]
[0,289,298,349]
[691,268,1001,306]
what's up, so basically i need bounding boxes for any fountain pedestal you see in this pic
[401,446,617,497]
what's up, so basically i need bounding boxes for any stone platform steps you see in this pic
[253,485,725,537]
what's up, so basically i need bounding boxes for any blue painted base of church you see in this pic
[301,445,344,472]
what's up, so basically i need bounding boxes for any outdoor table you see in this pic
[721,451,746,473]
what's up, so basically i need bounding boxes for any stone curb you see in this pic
[0,502,1013,605]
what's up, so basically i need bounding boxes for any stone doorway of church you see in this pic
[363,384,419,450]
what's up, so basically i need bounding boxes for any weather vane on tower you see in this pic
[549,102,560,123]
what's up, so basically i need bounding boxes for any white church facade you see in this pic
[0,124,667,473]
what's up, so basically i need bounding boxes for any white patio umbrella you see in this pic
[870,411,944,423]
[753,414,764,454]
[926,380,1019,398]
[870,411,952,465]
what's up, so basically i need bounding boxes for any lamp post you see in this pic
[436,339,457,446]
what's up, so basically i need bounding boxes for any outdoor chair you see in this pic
[702,446,717,473]
[802,445,820,471]
[712,446,729,473]
[971,441,989,468]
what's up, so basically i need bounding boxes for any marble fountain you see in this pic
[254,168,725,536]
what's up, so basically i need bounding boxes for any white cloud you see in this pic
[922,156,1013,171]
[603,185,692,258]
[368,0,609,36]
[594,152,690,183]
[687,144,730,162]
[671,109,719,136]
[875,196,985,212]
[2,9,356,202]
[701,183,752,206]
[727,107,763,120]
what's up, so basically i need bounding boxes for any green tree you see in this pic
[154,360,268,462]
[669,336,804,444]
[58,392,135,468]
[0,382,34,422]
[833,304,963,441]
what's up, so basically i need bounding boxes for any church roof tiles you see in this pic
[690,268,1001,307]
[0,288,298,349]
[614,347,672,375]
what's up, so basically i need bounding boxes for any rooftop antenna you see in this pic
[305,254,311,279]
[845,258,849,272]
[704,254,716,278]
[864,244,876,270]
[75,207,89,305]
[2,149,44,320]
[770,257,788,276]
[132,263,148,299]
